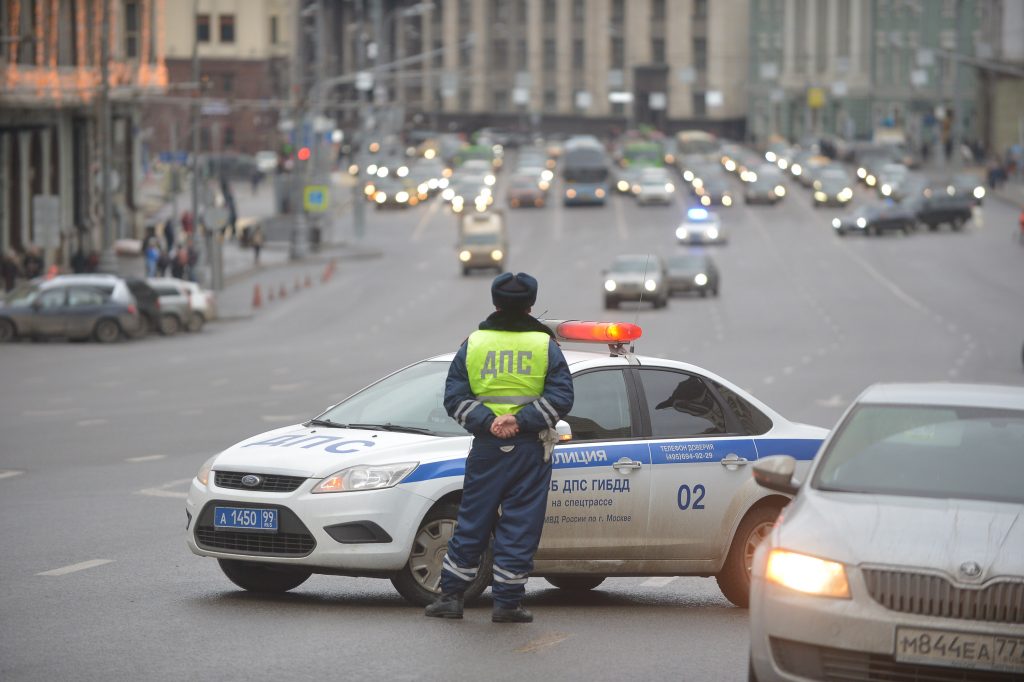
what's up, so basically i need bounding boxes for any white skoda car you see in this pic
[748,383,1024,681]
[186,321,826,607]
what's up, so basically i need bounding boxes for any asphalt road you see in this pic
[2,160,1022,681]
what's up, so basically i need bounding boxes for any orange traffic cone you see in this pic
[252,284,262,308]
[279,283,287,299]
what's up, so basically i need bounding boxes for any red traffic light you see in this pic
[297,147,311,161]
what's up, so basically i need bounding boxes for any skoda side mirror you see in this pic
[752,455,799,496]
[555,420,572,443]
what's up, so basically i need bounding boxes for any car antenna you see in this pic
[631,254,653,355]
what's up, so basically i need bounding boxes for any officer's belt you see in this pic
[477,395,540,405]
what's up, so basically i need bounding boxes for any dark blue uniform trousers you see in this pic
[440,437,552,608]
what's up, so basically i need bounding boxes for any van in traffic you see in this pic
[457,210,507,275]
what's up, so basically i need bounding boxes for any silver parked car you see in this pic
[0,277,138,343]
[748,383,1024,682]
[146,280,193,335]
[148,277,214,331]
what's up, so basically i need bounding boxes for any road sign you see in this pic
[303,185,329,213]
[32,195,61,249]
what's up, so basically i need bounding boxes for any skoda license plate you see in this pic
[213,507,278,532]
[895,627,1024,674]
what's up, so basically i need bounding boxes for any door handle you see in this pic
[719,455,749,467]
[612,459,642,471]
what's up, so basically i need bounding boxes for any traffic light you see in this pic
[297,147,311,162]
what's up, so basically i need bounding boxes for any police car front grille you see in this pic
[862,569,1024,625]
[214,471,306,492]
[195,528,315,556]
[771,638,1021,682]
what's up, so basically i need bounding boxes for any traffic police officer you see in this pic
[426,272,574,623]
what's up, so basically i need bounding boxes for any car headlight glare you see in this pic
[604,279,617,292]
[814,191,827,202]
[778,159,789,169]
[701,195,711,206]
[866,175,876,186]
[706,227,720,239]
[675,227,688,239]
[774,185,786,197]
[644,279,657,292]
[595,188,606,198]
[973,186,985,199]
[566,188,577,198]
[722,195,732,206]
[617,180,629,192]
[856,217,867,228]
[724,160,736,172]
[485,174,496,186]
[832,218,841,229]
[396,191,409,203]
[312,462,418,493]
[765,549,850,598]
[490,249,503,261]
[375,192,386,203]
[367,164,378,175]
[442,188,455,201]
[683,170,694,182]
[665,183,675,193]
[196,455,218,486]
[459,250,472,262]
[881,183,892,196]
[792,163,802,175]
[376,167,389,178]
[694,273,708,286]
[541,170,553,182]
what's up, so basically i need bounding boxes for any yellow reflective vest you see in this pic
[466,330,549,417]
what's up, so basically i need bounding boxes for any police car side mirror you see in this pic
[752,455,799,496]
[555,420,572,443]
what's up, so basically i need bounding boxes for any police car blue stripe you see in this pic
[403,459,465,483]
[752,438,823,461]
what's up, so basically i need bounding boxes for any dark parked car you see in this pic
[907,190,973,231]
[124,278,160,337]
[0,278,138,343]
[666,253,720,297]
[831,203,916,236]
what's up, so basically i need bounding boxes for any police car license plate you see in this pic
[895,627,1024,674]
[213,506,278,532]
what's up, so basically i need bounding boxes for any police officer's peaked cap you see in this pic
[491,272,538,310]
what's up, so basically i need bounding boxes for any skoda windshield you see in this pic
[813,404,1024,504]
[316,360,466,437]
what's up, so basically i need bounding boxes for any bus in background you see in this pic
[621,140,665,169]
[562,137,610,206]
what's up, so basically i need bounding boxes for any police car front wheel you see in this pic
[544,576,605,591]
[217,559,312,593]
[390,502,493,607]
[715,505,780,608]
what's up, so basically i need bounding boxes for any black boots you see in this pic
[424,592,464,619]
[492,605,533,623]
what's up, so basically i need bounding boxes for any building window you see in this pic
[837,0,851,57]
[270,16,279,44]
[692,92,707,117]
[124,0,139,58]
[434,40,444,68]
[573,0,585,22]
[611,37,624,68]
[544,1,556,23]
[459,0,471,23]
[224,127,235,148]
[815,1,827,73]
[611,0,625,24]
[694,0,708,19]
[517,39,527,70]
[459,89,471,111]
[219,14,236,43]
[492,39,508,70]
[652,38,665,64]
[543,38,556,70]
[544,89,557,110]
[652,0,666,22]
[200,127,212,151]
[494,90,509,111]
[196,14,211,43]
[611,102,625,117]
[693,38,707,72]
[222,73,234,93]
[573,38,584,70]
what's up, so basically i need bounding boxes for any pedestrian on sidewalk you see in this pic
[1,251,21,291]
[252,226,264,265]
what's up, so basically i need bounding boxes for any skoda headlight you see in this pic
[765,549,850,598]
[644,279,657,292]
[694,273,708,286]
[196,455,218,486]
[675,227,688,240]
[706,227,720,240]
[312,462,418,493]
[604,279,617,292]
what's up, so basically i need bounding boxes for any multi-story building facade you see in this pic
[1,0,166,260]
[330,0,749,136]
[748,0,983,153]
[977,0,1024,156]
[149,0,293,156]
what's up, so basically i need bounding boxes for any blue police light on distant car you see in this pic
[687,207,709,221]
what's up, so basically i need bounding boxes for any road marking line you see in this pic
[641,576,678,588]
[837,244,928,314]
[126,455,165,463]
[0,469,25,480]
[515,632,570,654]
[37,559,114,577]
[135,477,193,499]
[76,419,108,427]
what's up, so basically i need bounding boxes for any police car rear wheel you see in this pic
[217,559,311,593]
[391,502,492,606]
[544,576,605,591]
[716,505,779,608]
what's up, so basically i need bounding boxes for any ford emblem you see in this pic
[959,561,982,579]
[241,474,261,488]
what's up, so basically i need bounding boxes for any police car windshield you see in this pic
[318,360,464,437]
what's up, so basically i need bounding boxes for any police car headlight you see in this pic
[490,249,503,261]
[694,273,708,286]
[459,250,472,262]
[675,227,688,240]
[313,462,419,493]
[766,549,850,599]
[832,218,841,229]
[196,455,218,486]
[856,217,867,229]
[644,279,657,292]
[706,227,720,240]
[604,279,617,292]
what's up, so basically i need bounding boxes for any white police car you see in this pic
[676,207,727,245]
[186,321,826,607]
